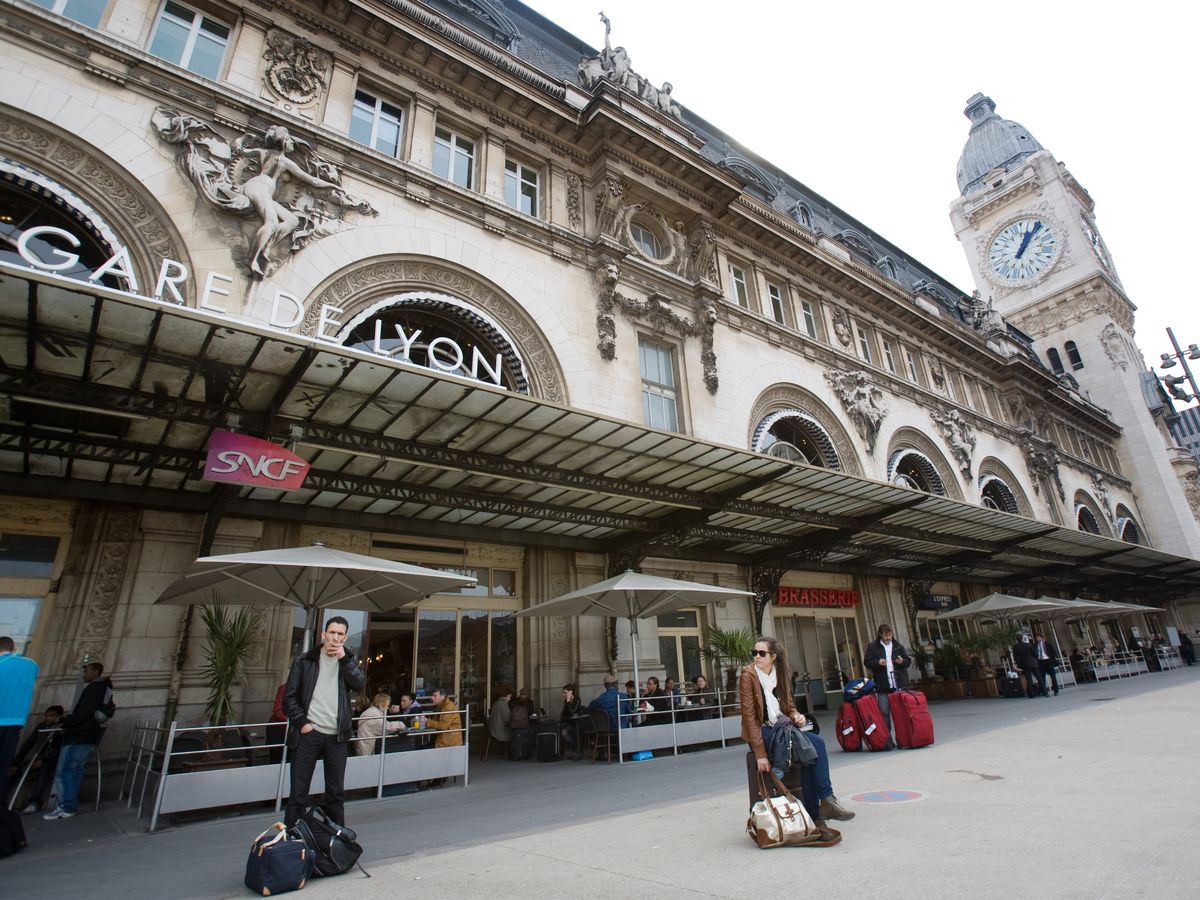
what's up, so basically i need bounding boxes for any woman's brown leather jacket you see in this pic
[738,664,799,761]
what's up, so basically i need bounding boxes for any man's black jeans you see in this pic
[285,729,348,826]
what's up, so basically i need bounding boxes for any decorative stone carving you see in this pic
[577,14,683,120]
[717,155,779,201]
[1182,471,1200,524]
[594,257,718,393]
[686,222,718,283]
[824,369,888,454]
[928,363,946,390]
[829,306,852,347]
[594,173,626,238]
[566,172,583,232]
[1091,472,1113,525]
[75,507,139,666]
[958,290,1004,336]
[1023,437,1066,502]
[930,408,977,480]
[1100,322,1128,370]
[152,107,376,278]
[263,29,330,107]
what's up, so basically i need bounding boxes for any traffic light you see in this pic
[1163,374,1192,402]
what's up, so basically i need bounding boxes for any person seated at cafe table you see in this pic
[488,685,514,748]
[356,692,404,756]
[510,687,537,730]
[641,676,669,725]
[688,674,716,716]
[423,688,462,787]
[663,678,683,710]
[559,683,584,759]
[586,675,630,730]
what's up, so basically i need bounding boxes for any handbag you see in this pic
[746,772,825,848]
[244,822,312,895]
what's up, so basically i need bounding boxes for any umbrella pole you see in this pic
[629,616,641,703]
[303,571,321,653]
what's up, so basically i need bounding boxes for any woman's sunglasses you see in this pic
[752,649,771,658]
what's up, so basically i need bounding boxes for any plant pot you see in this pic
[942,679,967,700]
[969,677,999,699]
[919,680,944,701]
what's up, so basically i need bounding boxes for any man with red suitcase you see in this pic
[863,624,912,747]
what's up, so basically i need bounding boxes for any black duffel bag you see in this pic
[289,807,370,878]
[244,822,312,895]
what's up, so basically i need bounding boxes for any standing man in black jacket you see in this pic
[863,624,911,746]
[282,616,365,827]
[43,662,114,820]
[1013,633,1046,698]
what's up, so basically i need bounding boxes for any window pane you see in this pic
[149,12,191,66]
[490,611,517,699]
[189,30,227,80]
[459,610,488,726]
[504,169,518,209]
[349,96,376,148]
[659,636,680,684]
[432,138,450,180]
[0,535,59,578]
[657,610,698,628]
[0,597,41,656]
[680,636,702,685]
[453,145,472,188]
[520,180,537,217]
[364,608,415,697]
[415,609,457,698]
[491,569,516,596]
[62,0,106,28]
[375,115,401,157]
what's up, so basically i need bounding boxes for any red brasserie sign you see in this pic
[776,587,860,608]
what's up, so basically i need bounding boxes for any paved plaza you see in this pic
[4,668,1197,899]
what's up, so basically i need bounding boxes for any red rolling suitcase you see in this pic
[889,689,934,749]
[835,695,889,751]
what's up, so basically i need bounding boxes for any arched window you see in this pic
[1114,505,1143,545]
[1046,347,1064,375]
[1076,504,1101,534]
[629,220,663,259]
[979,475,1019,514]
[751,410,841,470]
[1065,341,1083,370]
[887,449,946,495]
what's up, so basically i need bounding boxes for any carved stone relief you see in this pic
[152,107,376,278]
[685,222,718,283]
[1182,471,1200,524]
[262,30,331,111]
[305,257,568,403]
[594,257,718,393]
[829,306,852,347]
[930,408,977,480]
[566,173,583,233]
[594,173,626,239]
[824,369,888,454]
[1023,436,1066,502]
[1091,472,1113,525]
[1100,322,1128,370]
[957,290,1004,336]
[74,507,139,666]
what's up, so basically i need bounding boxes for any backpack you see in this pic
[288,807,369,878]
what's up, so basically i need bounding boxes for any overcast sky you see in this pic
[523,0,1200,389]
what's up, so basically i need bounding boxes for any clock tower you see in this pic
[949,93,1200,559]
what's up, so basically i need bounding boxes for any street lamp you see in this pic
[1158,327,1200,404]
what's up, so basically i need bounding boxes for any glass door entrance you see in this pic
[775,615,864,710]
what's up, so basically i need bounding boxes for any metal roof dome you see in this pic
[956,94,1044,195]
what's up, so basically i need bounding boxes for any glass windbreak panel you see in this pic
[656,610,698,629]
[415,609,456,698]
[364,608,415,697]
[0,597,41,655]
[490,611,516,697]
[680,635,702,684]
[491,569,516,596]
[0,535,59,578]
[459,610,488,725]
[659,636,680,684]
[815,617,841,693]
[62,0,107,28]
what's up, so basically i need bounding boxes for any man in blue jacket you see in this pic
[586,675,630,730]
[0,635,39,802]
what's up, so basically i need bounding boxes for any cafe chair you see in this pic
[589,708,616,764]
[480,731,509,760]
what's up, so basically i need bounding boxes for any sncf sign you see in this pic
[776,587,860,608]
[204,431,309,491]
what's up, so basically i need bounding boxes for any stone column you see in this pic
[409,97,438,171]
[226,15,268,95]
[482,131,507,204]
[323,60,358,135]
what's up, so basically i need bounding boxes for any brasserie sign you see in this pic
[776,587,860,608]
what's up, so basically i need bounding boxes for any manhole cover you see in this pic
[849,790,925,803]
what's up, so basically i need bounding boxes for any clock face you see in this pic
[989,218,1057,281]
[1080,214,1112,272]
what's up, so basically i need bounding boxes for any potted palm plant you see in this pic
[200,605,264,745]
[700,624,755,710]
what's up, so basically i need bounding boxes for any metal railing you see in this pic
[1156,647,1183,671]
[608,689,742,762]
[120,709,470,831]
[1089,650,1149,681]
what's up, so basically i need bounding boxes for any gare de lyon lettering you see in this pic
[10,224,506,387]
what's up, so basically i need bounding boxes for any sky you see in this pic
[522,0,1200,388]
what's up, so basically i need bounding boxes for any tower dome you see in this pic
[956,93,1044,195]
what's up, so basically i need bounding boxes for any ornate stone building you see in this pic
[1,1,1197,760]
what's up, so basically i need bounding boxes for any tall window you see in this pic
[904,348,920,382]
[148,1,230,81]
[433,126,475,189]
[1065,341,1084,370]
[766,282,786,325]
[29,0,106,28]
[1047,347,1064,375]
[800,300,817,338]
[728,264,750,308]
[854,322,873,364]
[0,533,61,655]
[882,340,898,374]
[349,90,404,158]
[504,160,540,217]
[639,338,680,432]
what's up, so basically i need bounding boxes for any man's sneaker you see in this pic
[42,807,75,820]
[21,803,39,814]
[819,795,855,821]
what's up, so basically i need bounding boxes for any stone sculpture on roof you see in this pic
[578,13,683,121]
[958,290,1004,336]
[153,108,375,278]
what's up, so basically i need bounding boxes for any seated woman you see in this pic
[642,676,669,725]
[740,635,854,836]
[559,683,584,759]
[488,685,513,753]
[686,673,715,720]
[356,692,405,755]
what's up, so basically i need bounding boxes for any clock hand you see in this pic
[1014,221,1042,260]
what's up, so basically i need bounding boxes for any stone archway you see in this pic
[747,384,863,476]
[302,255,568,403]
[886,427,962,500]
[977,457,1034,517]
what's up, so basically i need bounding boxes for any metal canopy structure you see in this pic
[3,265,1200,600]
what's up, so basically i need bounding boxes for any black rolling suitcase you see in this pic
[510,726,534,760]
[535,719,561,761]
[996,669,1024,698]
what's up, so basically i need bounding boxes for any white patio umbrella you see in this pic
[155,542,476,649]
[935,592,1063,621]
[513,570,753,691]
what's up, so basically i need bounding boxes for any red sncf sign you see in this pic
[776,587,860,608]
[204,430,310,491]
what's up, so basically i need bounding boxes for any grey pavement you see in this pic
[4,668,1198,899]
